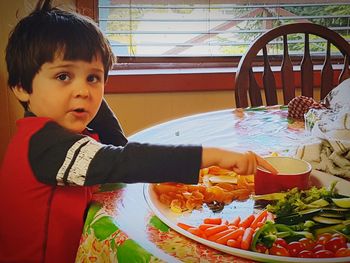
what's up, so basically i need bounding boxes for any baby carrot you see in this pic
[204,224,228,237]
[240,227,254,250]
[250,210,268,229]
[227,239,241,248]
[187,227,205,238]
[228,225,238,230]
[198,223,217,231]
[216,228,245,245]
[229,216,241,227]
[177,222,195,231]
[207,229,235,242]
[255,154,278,175]
[203,217,222,225]
[238,214,255,228]
[255,220,266,229]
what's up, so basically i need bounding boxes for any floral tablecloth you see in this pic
[76,106,306,262]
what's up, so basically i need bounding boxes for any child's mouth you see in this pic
[71,108,88,118]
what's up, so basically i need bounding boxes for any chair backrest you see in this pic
[234,23,350,108]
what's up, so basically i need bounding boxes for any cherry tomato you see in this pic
[269,244,290,257]
[335,247,350,257]
[314,249,335,258]
[298,250,314,258]
[316,233,332,245]
[274,238,288,248]
[255,243,268,254]
[299,238,316,250]
[331,233,347,244]
[325,236,347,253]
[287,241,304,257]
[312,244,325,252]
[317,233,332,240]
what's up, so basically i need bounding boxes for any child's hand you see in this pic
[201,148,278,175]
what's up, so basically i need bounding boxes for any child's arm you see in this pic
[202,147,278,175]
[28,121,202,186]
[87,99,128,146]
[28,122,274,187]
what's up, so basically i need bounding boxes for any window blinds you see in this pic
[98,0,350,57]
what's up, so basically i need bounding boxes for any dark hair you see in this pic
[6,0,114,105]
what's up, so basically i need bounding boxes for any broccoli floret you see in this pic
[266,182,338,217]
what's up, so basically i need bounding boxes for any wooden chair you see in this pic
[234,23,350,108]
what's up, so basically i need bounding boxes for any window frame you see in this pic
[76,0,348,94]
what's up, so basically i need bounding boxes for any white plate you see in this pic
[144,170,350,263]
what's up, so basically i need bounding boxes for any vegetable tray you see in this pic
[144,170,350,263]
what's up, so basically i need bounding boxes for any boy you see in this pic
[0,0,276,262]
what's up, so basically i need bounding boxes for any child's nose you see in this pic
[74,84,89,98]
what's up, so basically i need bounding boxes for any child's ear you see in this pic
[13,85,30,102]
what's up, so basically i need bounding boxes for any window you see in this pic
[76,0,350,93]
[97,1,350,59]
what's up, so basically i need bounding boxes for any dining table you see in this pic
[75,105,310,263]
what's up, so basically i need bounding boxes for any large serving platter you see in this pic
[144,170,350,263]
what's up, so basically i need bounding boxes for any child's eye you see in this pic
[87,74,101,83]
[56,73,70,81]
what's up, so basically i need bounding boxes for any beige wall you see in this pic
[105,91,234,136]
[0,0,24,162]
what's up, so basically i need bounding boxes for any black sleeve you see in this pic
[29,122,202,186]
[88,98,128,146]
[29,122,91,185]
[86,142,202,185]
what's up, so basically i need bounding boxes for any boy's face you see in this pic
[14,53,105,133]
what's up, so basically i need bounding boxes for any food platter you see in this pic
[144,170,350,263]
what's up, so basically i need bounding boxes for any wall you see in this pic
[0,0,24,162]
[105,91,234,136]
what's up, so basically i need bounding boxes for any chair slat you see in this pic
[339,54,350,83]
[235,70,249,108]
[320,41,334,99]
[234,23,350,108]
[301,33,314,98]
[248,68,263,107]
[262,46,278,105]
[281,35,295,104]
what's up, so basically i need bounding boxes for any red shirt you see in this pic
[0,118,93,263]
[0,116,201,262]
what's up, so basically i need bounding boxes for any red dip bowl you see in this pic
[255,156,312,195]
